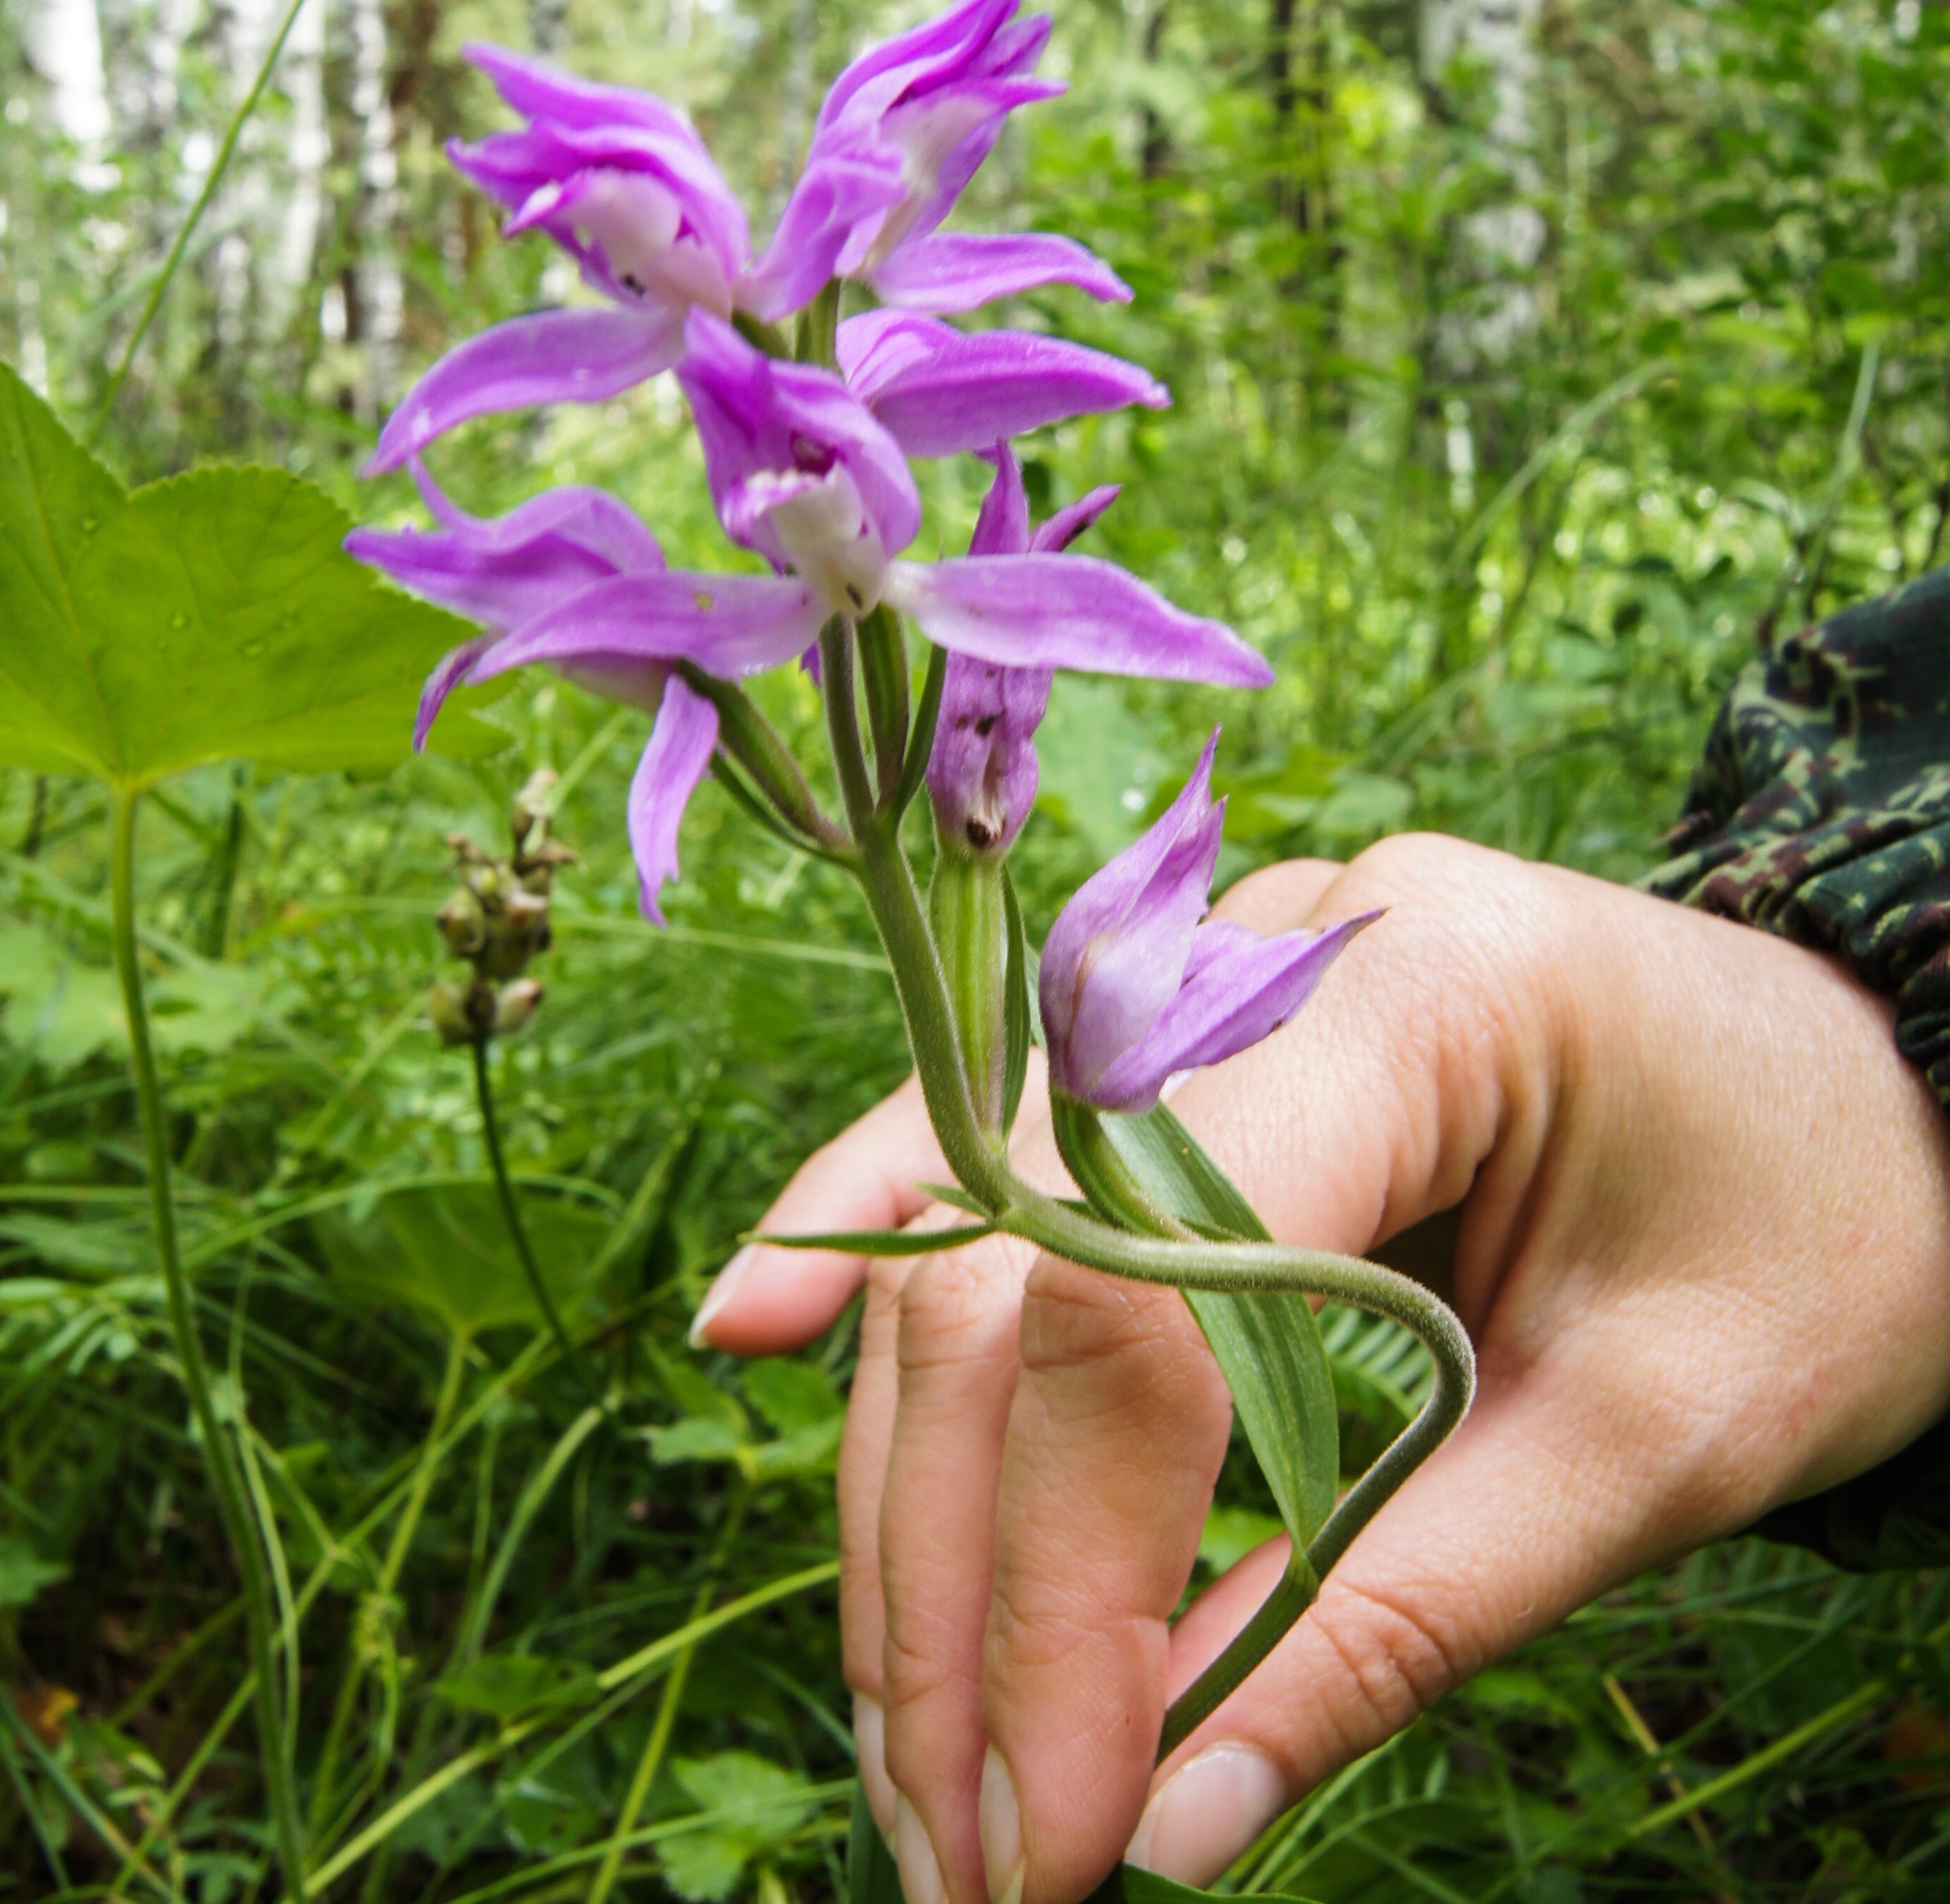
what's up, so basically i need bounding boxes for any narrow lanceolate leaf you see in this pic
[0,361,504,788]
[1098,1101,1340,1551]
[744,1224,995,1256]
[849,1780,904,1904]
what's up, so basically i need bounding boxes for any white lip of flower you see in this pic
[856,91,996,273]
[740,465,890,615]
[519,171,733,316]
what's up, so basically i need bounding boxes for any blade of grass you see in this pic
[88,0,311,442]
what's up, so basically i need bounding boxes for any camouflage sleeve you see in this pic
[1640,567,1950,1570]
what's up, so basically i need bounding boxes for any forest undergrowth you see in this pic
[2,0,1949,1898]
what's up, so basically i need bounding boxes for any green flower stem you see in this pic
[856,603,911,804]
[678,663,844,848]
[930,848,1008,1135]
[821,621,1011,1206]
[894,639,950,818]
[470,1039,610,1419]
[1157,1559,1318,1762]
[107,786,309,1904]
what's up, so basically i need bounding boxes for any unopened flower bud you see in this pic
[436,887,487,958]
[493,978,545,1037]
[926,656,1051,858]
[430,978,490,1046]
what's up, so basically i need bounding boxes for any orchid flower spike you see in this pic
[355,321,1263,923]
[926,444,1121,855]
[1039,733,1376,1113]
[740,0,1129,320]
[365,45,749,475]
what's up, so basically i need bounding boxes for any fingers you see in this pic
[974,1260,1234,1904]
[841,1085,1072,1859]
[875,1232,1041,1904]
[690,1073,945,1354]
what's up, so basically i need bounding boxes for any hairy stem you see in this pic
[821,621,1008,1205]
[109,786,309,1902]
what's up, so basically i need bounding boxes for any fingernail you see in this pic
[1125,1744,1287,1888]
[895,1793,946,1904]
[688,1245,755,1349]
[979,1747,1023,1904]
[853,1693,897,1845]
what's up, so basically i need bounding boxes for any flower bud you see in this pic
[436,887,487,959]
[478,889,552,979]
[511,769,558,856]
[430,977,494,1046]
[493,978,545,1038]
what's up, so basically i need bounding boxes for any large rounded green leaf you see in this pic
[0,361,503,788]
[315,1183,613,1341]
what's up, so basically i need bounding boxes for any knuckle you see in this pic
[1017,1258,1199,1380]
[894,1240,1029,1374]
[1300,1571,1469,1764]
[1213,858,1342,932]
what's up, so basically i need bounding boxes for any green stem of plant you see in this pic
[586,1489,751,1904]
[820,621,1008,1205]
[471,1038,610,1419]
[107,785,309,1903]
[88,0,309,445]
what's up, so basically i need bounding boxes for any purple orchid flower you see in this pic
[355,315,1264,921]
[365,43,750,475]
[740,0,1129,319]
[1039,734,1375,1113]
[345,465,716,922]
[455,310,1268,698]
[926,444,1118,853]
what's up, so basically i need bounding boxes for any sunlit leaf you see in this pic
[0,361,504,790]
[661,1752,815,1902]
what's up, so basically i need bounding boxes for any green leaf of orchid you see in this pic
[0,360,504,791]
[849,1779,904,1904]
[1096,1101,1340,1552]
[743,1224,996,1255]
[914,1181,996,1218]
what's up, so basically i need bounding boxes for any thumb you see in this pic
[1127,1368,1686,1887]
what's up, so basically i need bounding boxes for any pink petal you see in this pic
[1089,913,1376,1113]
[475,570,827,682]
[883,555,1272,686]
[365,306,680,474]
[837,310,1166,458]
[1038,734,1224,1096]
[870,230,1131,314]
[628,675,719,924]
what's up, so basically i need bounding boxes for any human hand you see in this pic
[692,834,1950,1904]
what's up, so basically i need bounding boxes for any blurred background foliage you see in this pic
[3,0,1950,1898]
